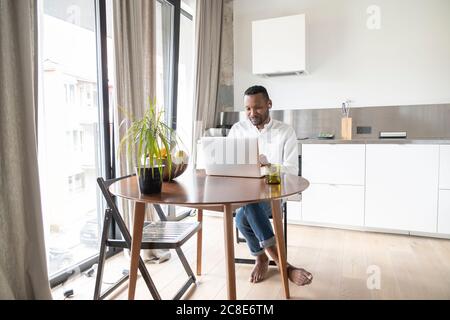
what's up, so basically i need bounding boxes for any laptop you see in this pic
[200,137,264,178]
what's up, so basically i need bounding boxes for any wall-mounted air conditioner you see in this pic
[252,14,306,76]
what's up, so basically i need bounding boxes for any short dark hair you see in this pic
[244,85,270,100]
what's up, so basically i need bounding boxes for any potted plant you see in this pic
[118,100,185,194]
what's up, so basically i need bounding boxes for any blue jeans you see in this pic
[235,201,276,256]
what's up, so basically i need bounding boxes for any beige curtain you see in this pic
[112,0,170,263]
[0,0,52,299]
[192,0,224,167]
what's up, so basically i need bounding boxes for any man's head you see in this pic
[244,85,272,128]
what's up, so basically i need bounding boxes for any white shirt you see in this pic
[228,117,299,175]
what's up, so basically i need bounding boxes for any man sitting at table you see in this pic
[227,85,313,285]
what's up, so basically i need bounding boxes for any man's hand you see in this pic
[259,154,270,167]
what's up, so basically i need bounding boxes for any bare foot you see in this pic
[250,253,269,283]
[287,265,313,286]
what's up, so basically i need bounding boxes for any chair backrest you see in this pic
[99,174,136,189]
[97,174,134,215]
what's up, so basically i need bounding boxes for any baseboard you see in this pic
[287,220,450,239]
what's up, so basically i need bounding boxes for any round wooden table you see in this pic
[109,169,310,300]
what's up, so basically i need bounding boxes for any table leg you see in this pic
[128,202,146,300]
[271,199,290,299]
[196,209,203,276]
[223,204,236,300]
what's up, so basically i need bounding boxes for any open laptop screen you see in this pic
[200,137,263,177]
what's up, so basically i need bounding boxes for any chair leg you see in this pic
[175,247,198,299]
[175,248,196,279]
[234,258,278,266]
[93,209,112,300]
[153,203,167,222]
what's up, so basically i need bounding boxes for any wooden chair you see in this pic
[234,202,288,266]
[94,175,201,300]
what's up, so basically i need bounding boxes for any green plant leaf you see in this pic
[117,98,183,182]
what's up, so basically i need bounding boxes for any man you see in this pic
[228,85,313,285]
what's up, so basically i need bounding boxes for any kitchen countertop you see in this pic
[298,138,450,144]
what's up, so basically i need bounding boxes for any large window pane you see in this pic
[176,10,195,156]
[156,0,175,124]
[38,0,105,277]
[173,0,195,217]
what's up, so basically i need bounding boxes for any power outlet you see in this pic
[357,126,372,134]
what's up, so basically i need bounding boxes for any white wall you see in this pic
[234,0,450,110]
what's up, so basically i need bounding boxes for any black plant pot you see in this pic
[136,167,163,194]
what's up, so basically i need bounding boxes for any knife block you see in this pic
[341,117,352,140]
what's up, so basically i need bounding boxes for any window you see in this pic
[37,0,111,283]
[37,0,196,285]
[67,173,85,192]
[64,83,76,104]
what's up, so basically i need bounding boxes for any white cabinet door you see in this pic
[196,141,205,169]
[365,144,439,233]
[438,190,450,234]
[302,184,364,227]
[439,145,450,189]
[286,201,302,222]
[252,14,306,75]
[302,144,365,185]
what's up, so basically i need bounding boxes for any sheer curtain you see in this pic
[0,0,52,299]
[191,0,224,168]
[112,0,170,263]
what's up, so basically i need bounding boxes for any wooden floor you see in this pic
[52,215,450,300]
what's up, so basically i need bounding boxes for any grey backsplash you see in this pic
[218,104,450,140]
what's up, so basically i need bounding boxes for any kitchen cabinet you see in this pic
[365,144,439,233]
[196,140,205,169]
[438,190,450,234]
[439,145,450,189]
[302,144,365,185]
[438,145,450,234]
[252,14,306,75]
[301,144,365,227]
[302,184,364,227]
[286,200,302,222]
